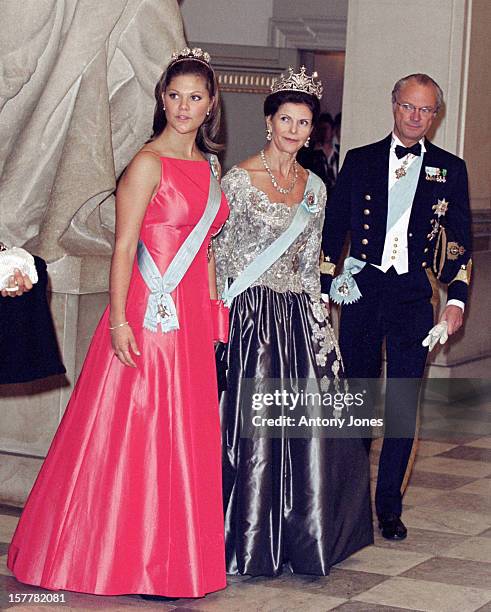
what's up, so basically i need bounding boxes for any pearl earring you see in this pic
[266,126,272,141]
[304,137,310,148]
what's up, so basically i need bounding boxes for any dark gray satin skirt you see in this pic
[216,285,373,576]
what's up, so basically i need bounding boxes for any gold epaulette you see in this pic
[319,252,336,275]
[450,259,472,285]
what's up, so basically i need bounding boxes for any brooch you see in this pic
[209,156,220,180]
[425,166,447,182]
[302,190,320,213]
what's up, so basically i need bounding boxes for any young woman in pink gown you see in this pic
[8,48,229,599]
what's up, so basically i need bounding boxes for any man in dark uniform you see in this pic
[321,74,472,540]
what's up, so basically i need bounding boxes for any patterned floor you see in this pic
[1,386,490,611]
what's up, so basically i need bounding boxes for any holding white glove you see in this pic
[0,246,38,292]
[422,321,449,351]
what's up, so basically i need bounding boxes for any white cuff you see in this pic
[447,299,465,312]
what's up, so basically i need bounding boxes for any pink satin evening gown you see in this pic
[8,157,229,598]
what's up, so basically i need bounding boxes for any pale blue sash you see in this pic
[137,157,221,333]
[221,172,322,307]
[386,154,423,233]
[330,155,423,305]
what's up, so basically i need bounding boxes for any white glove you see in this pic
[422,321,449,351]
[321,293,330,304]
[0,247,38,291]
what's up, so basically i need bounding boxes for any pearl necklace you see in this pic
[260,149,298,195]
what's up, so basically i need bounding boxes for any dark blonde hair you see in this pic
[150,58,223,153]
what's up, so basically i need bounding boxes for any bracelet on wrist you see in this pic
[109,320,129,331]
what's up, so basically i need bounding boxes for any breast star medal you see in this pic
[432,198,449,218]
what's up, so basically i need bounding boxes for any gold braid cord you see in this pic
[433,226,447,280]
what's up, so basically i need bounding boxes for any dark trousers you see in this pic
[339,265,433,517]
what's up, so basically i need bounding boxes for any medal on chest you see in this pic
[395,156,411,179]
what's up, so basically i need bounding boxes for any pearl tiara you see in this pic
[270,66,323,100]
[170,47,211,67]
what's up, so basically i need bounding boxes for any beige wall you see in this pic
[273,0,347,20]
[179,0,273,46]
[463,0,491,212]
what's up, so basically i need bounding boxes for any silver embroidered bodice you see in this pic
[214,166,326,300]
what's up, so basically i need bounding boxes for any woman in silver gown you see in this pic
[214,68,373,576]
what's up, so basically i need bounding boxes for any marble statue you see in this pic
[0,0,185,262]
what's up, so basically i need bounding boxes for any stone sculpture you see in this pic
[0,0,185,265]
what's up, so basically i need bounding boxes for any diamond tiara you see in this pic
[270,66,323,100]
[170,47,211,67]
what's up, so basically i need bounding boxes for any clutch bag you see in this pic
[210,299,229,343]
[0,244,38,290]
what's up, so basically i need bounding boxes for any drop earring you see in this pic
[304,137,310,148]
[266,126,272,141]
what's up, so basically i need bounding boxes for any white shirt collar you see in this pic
[391,132,426,153]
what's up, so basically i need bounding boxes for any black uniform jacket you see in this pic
[321,134,472,303]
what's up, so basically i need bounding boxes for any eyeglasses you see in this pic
[395,101,436,116]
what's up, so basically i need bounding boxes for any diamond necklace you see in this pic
[260,149,298,194]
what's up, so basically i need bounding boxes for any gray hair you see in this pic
[391,73,444,112]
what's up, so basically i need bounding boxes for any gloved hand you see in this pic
[422,321,449,351]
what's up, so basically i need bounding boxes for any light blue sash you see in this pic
[386,154,423,233]
[137,156,221,333]
[330,155,423,305]
[221,172,322,307]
